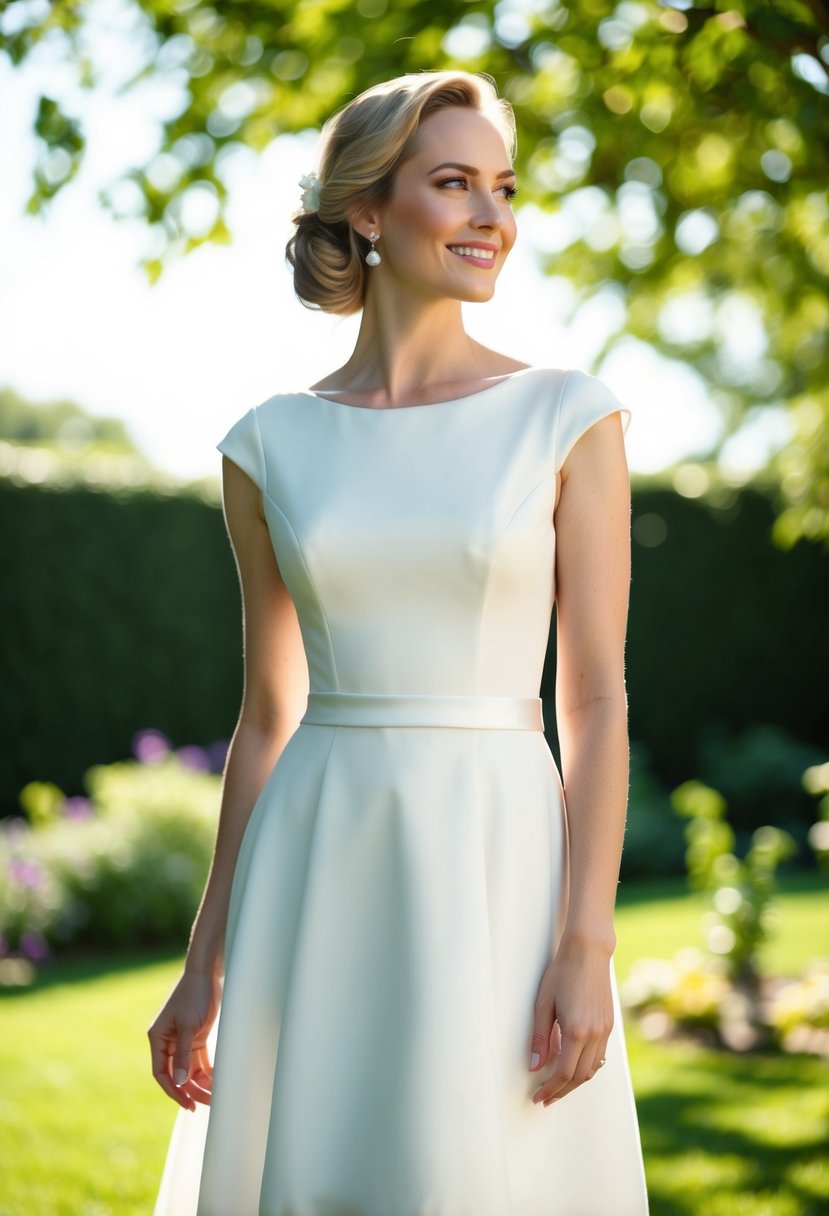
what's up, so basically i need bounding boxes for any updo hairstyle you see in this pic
[285,71,516,316]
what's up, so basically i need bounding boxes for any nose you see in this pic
[471,186,504,229]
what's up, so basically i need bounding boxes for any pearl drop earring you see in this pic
[365,232,382,266]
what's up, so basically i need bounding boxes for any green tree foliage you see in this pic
[0,386,137,450]
[0,386,168,485]
[2,0,828,540]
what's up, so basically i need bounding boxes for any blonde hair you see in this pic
[285,71,516,316]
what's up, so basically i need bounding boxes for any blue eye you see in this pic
[437,177,518,201]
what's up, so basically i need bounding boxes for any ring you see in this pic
[598,1057,607,1067]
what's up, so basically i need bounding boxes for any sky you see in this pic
[0,2,789,484]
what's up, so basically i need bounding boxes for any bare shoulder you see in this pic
[469,342,533,376]
[560,411,628,479]
[221,451,268,524]
[309,367,346,392]
[554,411,629,515]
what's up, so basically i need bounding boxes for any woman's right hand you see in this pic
[148,968,222,1111]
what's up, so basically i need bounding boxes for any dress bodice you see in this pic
[216,367,631,701]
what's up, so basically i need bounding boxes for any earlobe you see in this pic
[349,205,383,243]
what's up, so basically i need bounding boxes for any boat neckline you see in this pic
[296,365,550,412]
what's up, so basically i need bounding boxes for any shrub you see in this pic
[696,722,824,849]
[620,771,829,1056]
[671,778,797,1003]
[0,738,221,966]
[622,948,732,1042]
[766,959,829,1055]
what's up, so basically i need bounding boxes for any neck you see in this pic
[335,283,485,406]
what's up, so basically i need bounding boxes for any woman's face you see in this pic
[370,105,518,305]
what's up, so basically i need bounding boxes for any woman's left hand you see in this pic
[528,935,614,1107]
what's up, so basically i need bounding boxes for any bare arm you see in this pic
[553,409,631,952]
[148,455,309,1109]
[185,456,309,978]
[529,409,632,1107]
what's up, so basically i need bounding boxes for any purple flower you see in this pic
[19,930,50,962]
[133,728,172,764]
[8,858,43,889]
[176,745,211,773]
[63,796,93,821]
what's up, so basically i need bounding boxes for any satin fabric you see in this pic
[153,367,649,1216]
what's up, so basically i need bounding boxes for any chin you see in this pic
[459,284,498,304]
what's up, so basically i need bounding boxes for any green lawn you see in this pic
[0,874,826,1216]
[614,870,829,979]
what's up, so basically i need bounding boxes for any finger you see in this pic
[529,992,556,1072]
[533,1031,594,1105]
[149,1025,196,1111]
[185,1047,214,1105]
[151,1051,197,1110]
[172,1025,195,1091]
[542,1033,611,1106]
[191,1042,213,1075]
[585,1039,611,1085]
[191,1044,214,1082]
[543,1047,596,1105]
[532,1036,583,1104]
[148,1026,176,1095]
[181,1073,213,1107]
[590,1039,610,1076]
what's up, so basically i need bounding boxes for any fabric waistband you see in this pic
[300,691,544,731]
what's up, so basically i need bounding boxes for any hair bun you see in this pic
[286,212,364,316]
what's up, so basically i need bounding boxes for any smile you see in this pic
[447,246,496,263]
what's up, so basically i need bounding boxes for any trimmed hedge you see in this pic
[623,481,827,782]
[1,474,827,819]
[1,480,241,813]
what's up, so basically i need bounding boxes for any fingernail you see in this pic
[174,1069,187,1086]
[530,1052,540,1069]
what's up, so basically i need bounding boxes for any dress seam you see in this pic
[250,404,268,494]
[474,471,558,694]
[262,489,340,690]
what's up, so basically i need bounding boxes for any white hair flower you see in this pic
[298,172,322,213]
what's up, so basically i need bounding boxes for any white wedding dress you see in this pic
[153,366,649,1216]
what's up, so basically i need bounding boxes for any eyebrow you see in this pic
[427,161,516,180]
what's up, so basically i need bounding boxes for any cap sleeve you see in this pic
[216,406,265,490]
[554,370,632,474]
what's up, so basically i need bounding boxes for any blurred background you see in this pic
[1,1,827,1214]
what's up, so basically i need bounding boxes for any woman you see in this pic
[149,69,649,1215]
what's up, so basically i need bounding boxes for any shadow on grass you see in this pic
[636,1044,829,1216]
[0,945,185,999]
